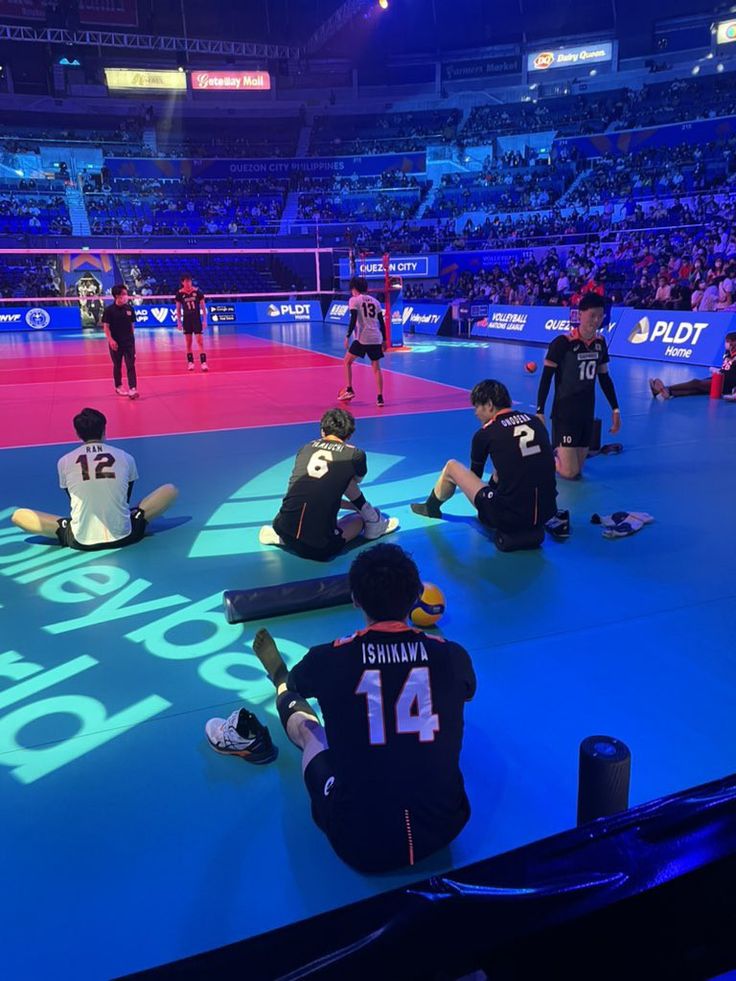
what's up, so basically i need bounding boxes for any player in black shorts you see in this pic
[205,543,476,873]
[102,284,139,399]
[536,293,621,480]
[259,408,398,561]
[411,379,560,534]
[175,274,208,371]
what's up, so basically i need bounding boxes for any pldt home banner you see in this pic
[133,300,322,327]
[609,308,736,367]
[105,152,427,181]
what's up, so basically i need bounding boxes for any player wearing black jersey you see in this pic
[536,293,621,480]
[259,408,399,561]
[411,379,557,533]
[175,274,208,371]
[205,543,476,873]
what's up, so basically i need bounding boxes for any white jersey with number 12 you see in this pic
[57,441,139,545]
[349,293,383,345]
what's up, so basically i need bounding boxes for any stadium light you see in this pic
[692,64,700,75]
[378,0,389,9]
[718,62,725,72]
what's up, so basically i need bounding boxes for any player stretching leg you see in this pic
[339,276,387,407]
[536,293,620,480]
[175,274,208,371]
[205,544,476,873]
[258,408,398,560]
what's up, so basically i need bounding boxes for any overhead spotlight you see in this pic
[589,68,597,76]
[706,52,714,59]
[378,0,389,8]
[718,62,725,72]
[692,64,701,75]
[177,65,184,73]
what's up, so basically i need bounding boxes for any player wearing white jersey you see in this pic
[11,408,178,550]
[339,276,388,407]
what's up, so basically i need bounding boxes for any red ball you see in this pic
[525,361,538,374]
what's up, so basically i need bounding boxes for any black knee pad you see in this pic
[276,691,319,731]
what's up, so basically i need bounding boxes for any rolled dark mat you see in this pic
[223,574,351,624]
[494,525,545,552]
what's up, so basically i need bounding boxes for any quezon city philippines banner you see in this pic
[79,0,138,26]
[190,70,271,92]
[104,152,427,180]
[337,255,439,281]
[527,41,613,73]
[609,308,735,367]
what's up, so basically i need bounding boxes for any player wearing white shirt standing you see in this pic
[11,408,178,550]
[339,276,388,407]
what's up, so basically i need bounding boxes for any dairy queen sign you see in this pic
[190,70,271,91]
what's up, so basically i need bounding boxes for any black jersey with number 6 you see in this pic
[272,436,367,550]
[546,332,610,419]
[471,409,556,526]
[288,623,476,867]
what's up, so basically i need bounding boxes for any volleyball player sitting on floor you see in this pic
[536,292,621,480]
[649,331,736,399]
[411,379,563,536]
[339,276,387,407]
[11,407,178,551]
[205,543,476,874]
[259,408,398,561]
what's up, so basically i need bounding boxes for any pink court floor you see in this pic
[0,331,468,448]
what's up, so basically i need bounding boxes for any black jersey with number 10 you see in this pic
[273,437,367,549]
[546,332,610,418]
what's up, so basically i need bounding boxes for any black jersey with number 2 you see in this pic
[288,623,476,868]
[273,437,367,549]
[546,332,610,418]
[471,409,557,525]
[175,288,205,329]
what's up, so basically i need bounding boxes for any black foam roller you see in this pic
[223,574,351,624]
[577,735,631,826]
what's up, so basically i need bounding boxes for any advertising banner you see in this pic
[397,302,452,335]
[608,308,735,367]
[133,299,323,327]
[79,0,138,26]
[527,41,613,73]
[0,306,82,332]
[555,115,736,160]
[191,70,270,92]
[61,253,118,330]
[338,255,438,281]
[105,152,427,180]
[104,69,187,92]
[716,19,736,45]
[0,0,44,18]
[467,304,621,344]
[325,300,351,326]
[440,250,534,283]
[441,54,521,82]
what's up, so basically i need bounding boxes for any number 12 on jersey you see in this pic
[355,667,440,745]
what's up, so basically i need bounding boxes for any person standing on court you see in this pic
[102,284,139,400]
[535,292,620,480]
[175,273,208,372]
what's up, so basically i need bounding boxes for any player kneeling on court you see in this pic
[536,293,621,480]
[411,379,563,537]
[206,543,476,873]
[339,276,387,407]
[11,407,178,550]
[259,408,398,561]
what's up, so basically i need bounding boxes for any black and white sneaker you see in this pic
[376,394,385,407]
[205,708,278,764]
[546,509,570,540]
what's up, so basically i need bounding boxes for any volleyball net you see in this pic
[0,245,407,342]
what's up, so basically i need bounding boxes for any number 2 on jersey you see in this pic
[513,424,541,457]
[75,452,116,481]
[355,667,440,745]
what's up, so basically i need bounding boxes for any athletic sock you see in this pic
[253,628,289,688]
[411,490,443,518]
[187,353,194,363]
[351,492,367,511]
[200,352,207,363]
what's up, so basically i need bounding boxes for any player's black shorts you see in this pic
[552,413,595,449]
[273,525,346,562]
[182,322,203,335]
[303,751,470,874]
[348,341,383,361]
[55,508,148,551]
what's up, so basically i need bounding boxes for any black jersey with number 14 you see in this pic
[273,437,367,549]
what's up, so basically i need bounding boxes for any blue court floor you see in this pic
[1,323,735,979]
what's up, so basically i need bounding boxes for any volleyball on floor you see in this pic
[410,582,446,627]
